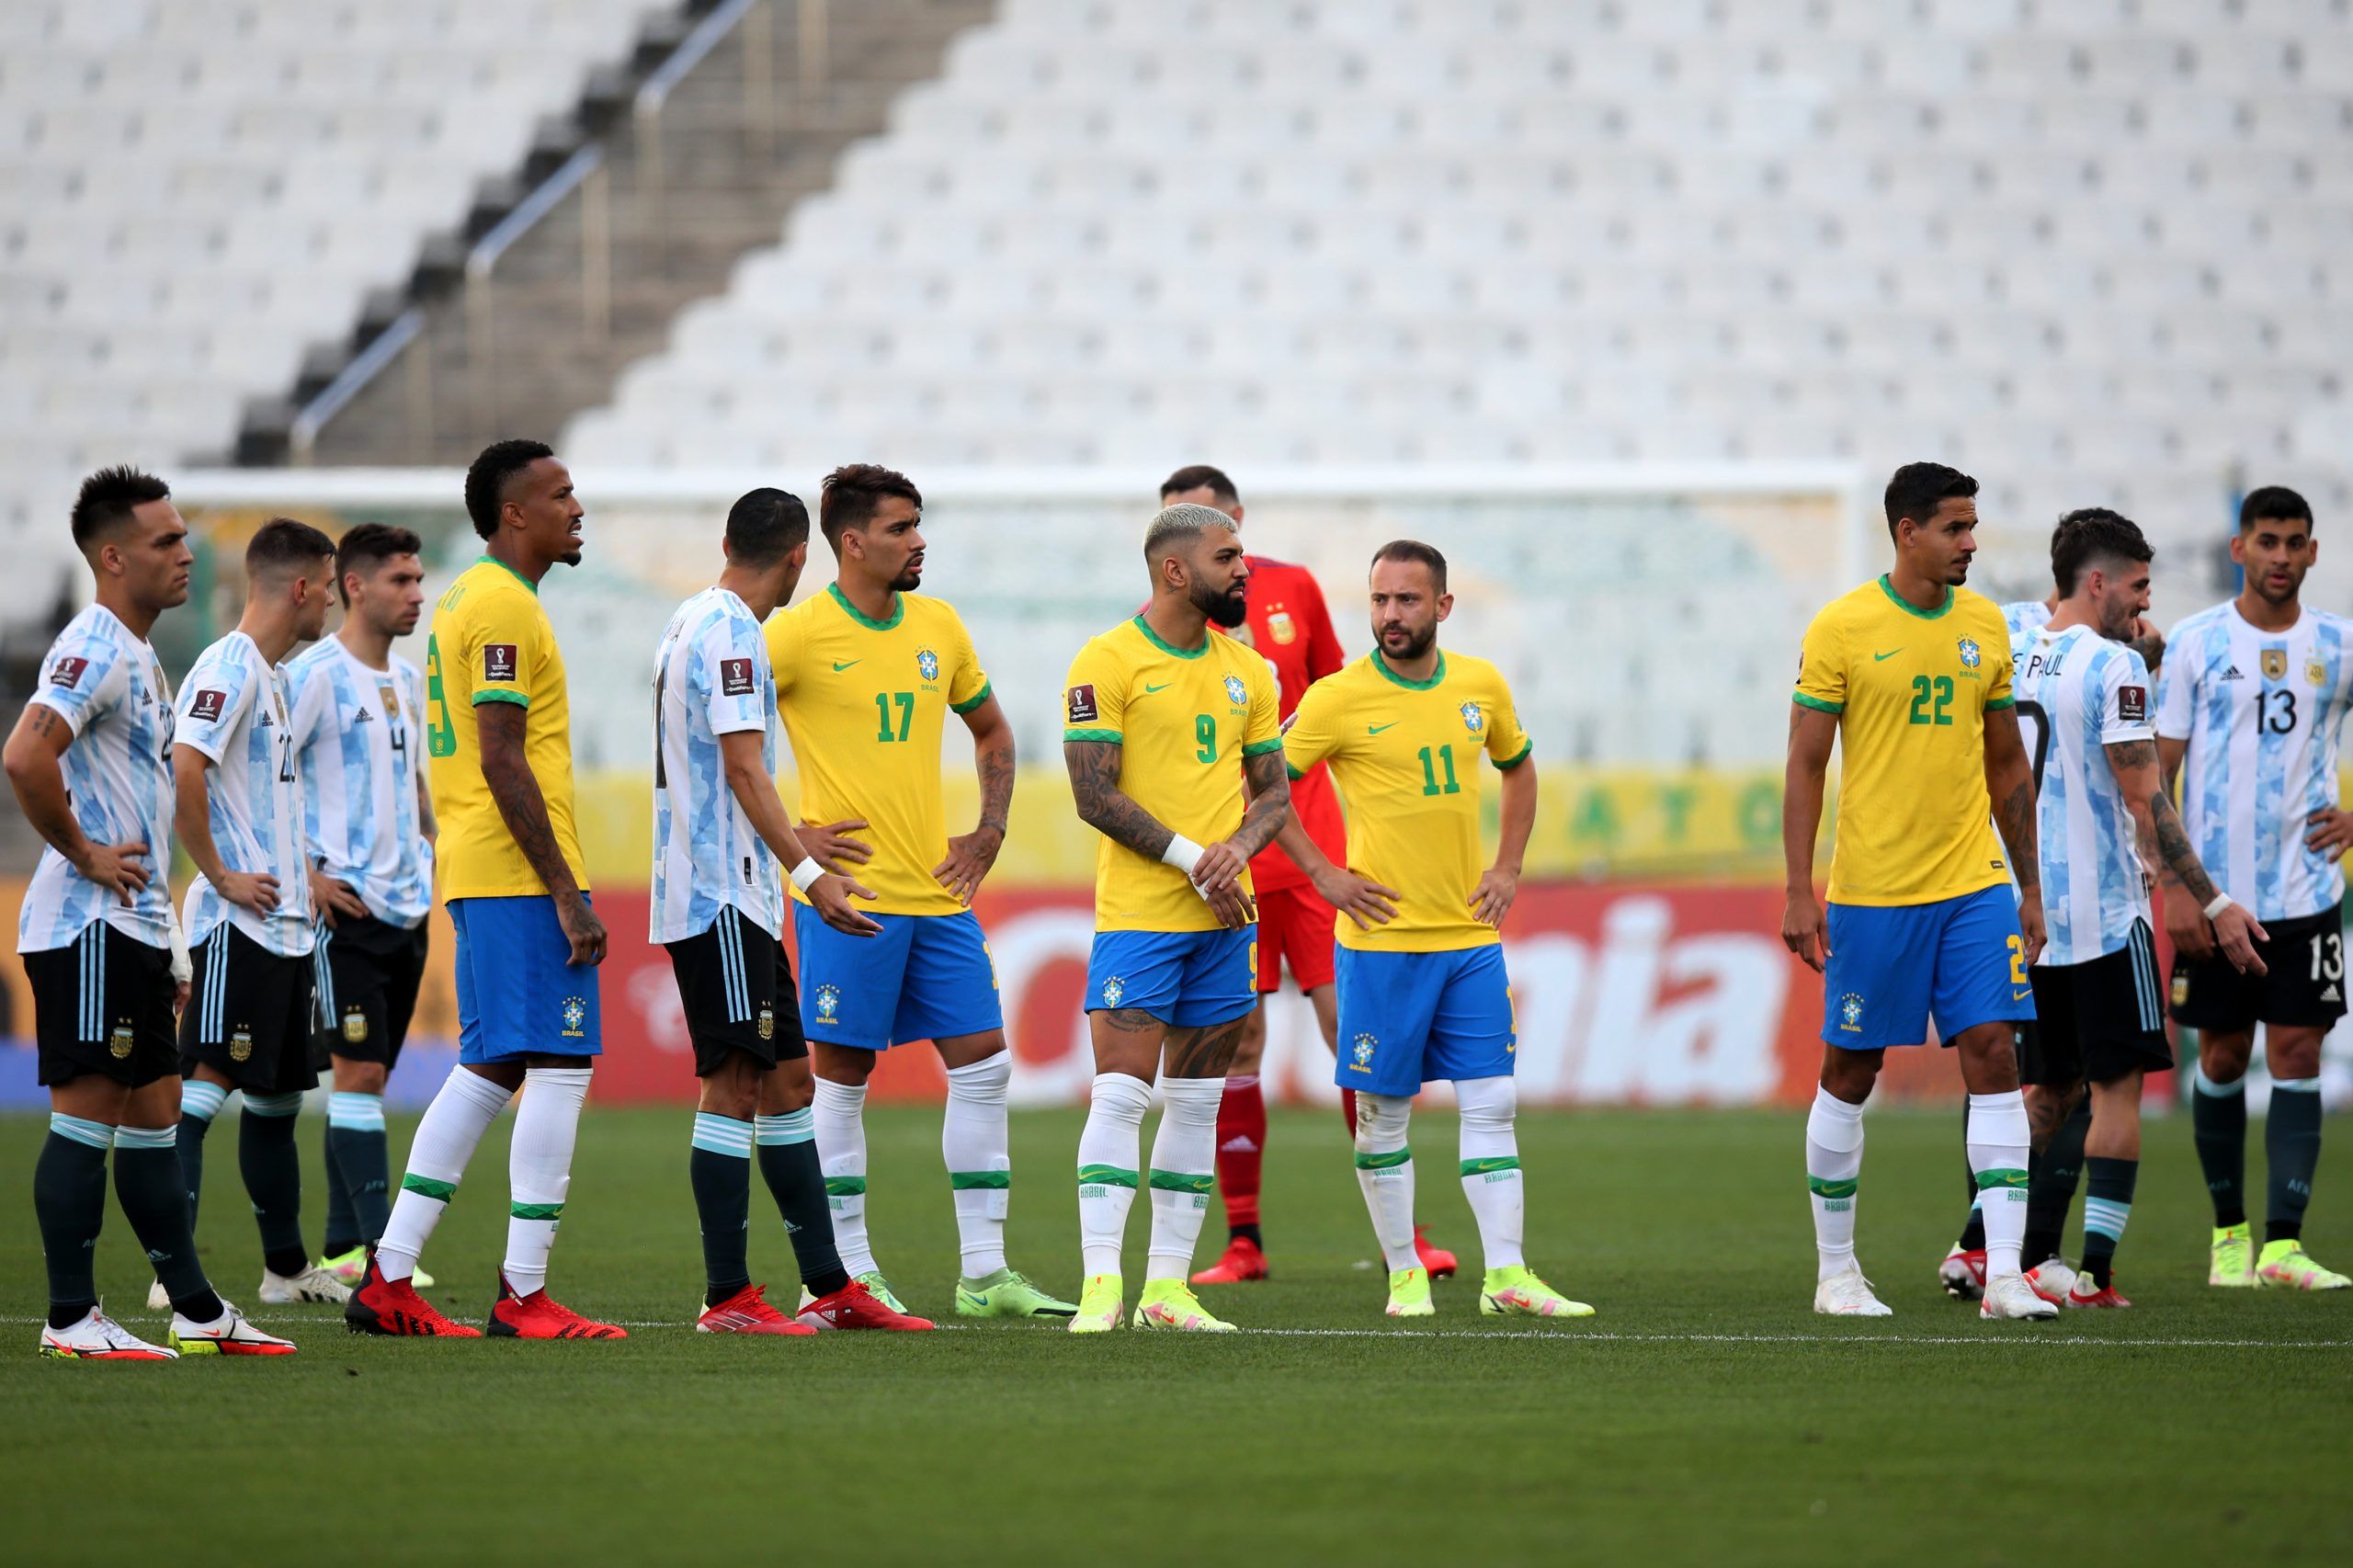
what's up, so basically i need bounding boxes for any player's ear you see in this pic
[1435,592,1454,623]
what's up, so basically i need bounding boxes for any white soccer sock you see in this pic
[502,1067,591,1297]
[1353,1092,1420,1272]
[811,1077,877,1277]
[1968,1089,2033,1281]
[1146,1075,1224,1282]
[942,1052,1012,1278]
[1805,1087,1866,1282]
[1456,1075,1525,1270]
[377,1066,511,1283]
[1076,1072,1151,1277]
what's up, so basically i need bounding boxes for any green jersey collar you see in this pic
[1876,574,1952,620]
[828,582,904,631]
[1371,648,1447,689]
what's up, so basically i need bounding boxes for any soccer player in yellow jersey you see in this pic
[1275,541,1591,1322]
[1783,461,2052,1322]
[347,440,621,1340]
[767,465,1072,1321]
[1061,503,1290,1333]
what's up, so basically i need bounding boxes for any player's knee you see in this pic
[1454,1074,1516,1134]
[1355,1092,1412,1149]
[2199,1033,2254,1082]
[946,1050,1011,1102]
[2266,1028,2325,1080]
[334,1059,389,1096]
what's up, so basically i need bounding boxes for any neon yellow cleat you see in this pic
[2256,1239,2350,1290]
[1385,1266,1435,1318]
[1066,1273,1122,1334]
[2209,1223,2259,1288]
[1131,1278,1236,1332]
[956,1268,1077,1319]
[1479,1265,1594,1319]
[319,1247,433,1290]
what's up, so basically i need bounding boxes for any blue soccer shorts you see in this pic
[795,905,1004,1050]
[1821,883,2035,1050]
[449,893,602,1062]
[1334,943,1516,1097]
[1084,926,1258,1028]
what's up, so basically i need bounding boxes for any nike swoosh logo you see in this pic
[2013,989,2032,1001]
[832,660,860,673]
[1369,722,1397,734]
[1143,682,1170,693]
[1873,649,1904,662]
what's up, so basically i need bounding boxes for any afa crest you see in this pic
[1956,637,1982,669]
[757,1005,776,1041]
[814,984,841,1024]
[108,1022,134,1060]
[1837,994,1865,1033]
[561,995,587,1037]
[916,648,940,683]
[229,1027,255,1063]
[1222,674,1247,707]
[1460,701,1484,734]
[341,1006,369,1045]
[2309,657,2329,688]
[1100,975,1126,1008]
[1348,1033,1377,1072]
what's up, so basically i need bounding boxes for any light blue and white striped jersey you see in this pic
[650,587,783,944]
[176,631,313,957]
[2156,602,2353,922]
[285,638,434,928]
[2011,623,2154,966]
[15,604,177,954]
[2004,600,2053,639]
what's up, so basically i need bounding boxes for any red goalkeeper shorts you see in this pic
[1254,881,1337,995]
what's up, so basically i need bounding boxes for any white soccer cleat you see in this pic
[258,1264,351,1306]
[1980,1274,2060,1321]
[39,1304,176,1359]
[147,1278,171,1312]
[1813,1263,1893,1317]
[2024,1257,2077,1307]
[1938,1245,1986,1301]
[169,1304,298,1356]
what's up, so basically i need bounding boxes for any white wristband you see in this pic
[1161,835,1204,877]
[168,918,191,988]
[2203,892,2236,920]
[790,858,825,893]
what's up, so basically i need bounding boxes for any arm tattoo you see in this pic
[28,706,59,739]
[2131,632,2164,671]
[2150,790,2219,904]
[1163,1018,1246,1078]
[1995,778,2039,894]
[477,701,580,901]
[1064,740,1175,859]
[1231,748,1291,859]
[975,730,1015,831]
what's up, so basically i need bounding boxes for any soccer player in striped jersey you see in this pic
[768,465,1071,1321]
[284,524,437,1289]
[347,440,620,1339]
[2159,485,2353,1290]
[171,518,348,1311]
[1275,541,1589,1321]
[1062,503,1290,1333]
[652,487,928,1333]
[1998,510,2265,1308]
[8,467,290,1358]
[1784,462,2052,1321]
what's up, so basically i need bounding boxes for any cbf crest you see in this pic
[1348,1033,1377,1072]
[1100,975,1126,1008]
[1956,637,1982,669]
[1837,994,1865,1033]
[1460,701,1484,734]
[814,984,841,1026]
[1222,674,1247,707]
[562,995,587,1038]
[916,648,940,683]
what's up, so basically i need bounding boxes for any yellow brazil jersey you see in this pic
[422,556,587,901]
[1281,648,1533,952]
[767,585,992,916]
[1063,617,1282,933]
[1795,575,2015,906]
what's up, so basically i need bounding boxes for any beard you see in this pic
[1193,580,1247,628]
[1381,622,1436,662]
[891,564,923,592]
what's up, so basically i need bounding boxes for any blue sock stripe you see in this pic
[49,1111,115,1150]
[2082,1199,2132,1240]
[2272,1074,2323,1094]
[180,1079,228,1121]
[691,1111,755,1156]
[755,1108,816,1146]
[244,1090,304,1117]
[327,1091,386,1130]
[2194,1066,2246,1097]
[115,1124,176,1150]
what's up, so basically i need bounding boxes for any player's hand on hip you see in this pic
[557,892,607,966]
[813,872,884,937]
[1469,868,1519,928]
[1191,840,1250,893]
[2304,807,2353,862]
[308,869,368,927]
[802,819,873,870]
[2165,887,2216,961]
[1203,880,1256,931]
[1313,864,1398,930]
[930,824,1003,905]
[172,979,190,1016]
[1781,889,1829,972]
[218,869,279,915]
[72,839,149,905]
[2212,904,2269,976]
[2017,893,2047,967]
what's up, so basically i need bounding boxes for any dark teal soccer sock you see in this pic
[239,1095,310,1278]
[689,1114,754,1305]
[176,1077,226,1233]
[2022,1098,2090,1266]
[2192,1067,2248,1228]
[323,1121,359,1255]
[2080,1156,2138,1289]
[757,1109,850,1298]
[325,1092,391,1248]
[36,1116,112,1328]
[114,1131,225,1322]
[2265,1080,2324,1244]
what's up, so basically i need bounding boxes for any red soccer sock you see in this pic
[1339,1086,1358,1136]
[1215,1074,1266,1233]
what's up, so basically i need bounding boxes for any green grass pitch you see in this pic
[4,1103,2347,1563]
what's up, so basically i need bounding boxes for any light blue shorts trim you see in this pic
[795,905,1004,1051]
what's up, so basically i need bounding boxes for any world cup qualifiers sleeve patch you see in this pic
[188,688,226,722]
[2118,684,2147,723]
[720,657,756,697]
[48,655,88,689]
[483,643,518,682]
[1066,684,1098,723]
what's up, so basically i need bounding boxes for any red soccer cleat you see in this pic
[795,1278,934,1331]
[2066,1274,2134,1309]
[697,1282,816,1335]
[1938,1245,1988,1301]
[1414,1225,1458,1280]
[486,1273,628,1339]
[1189,1234,1270,1285]
[345,1249,482,1337]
